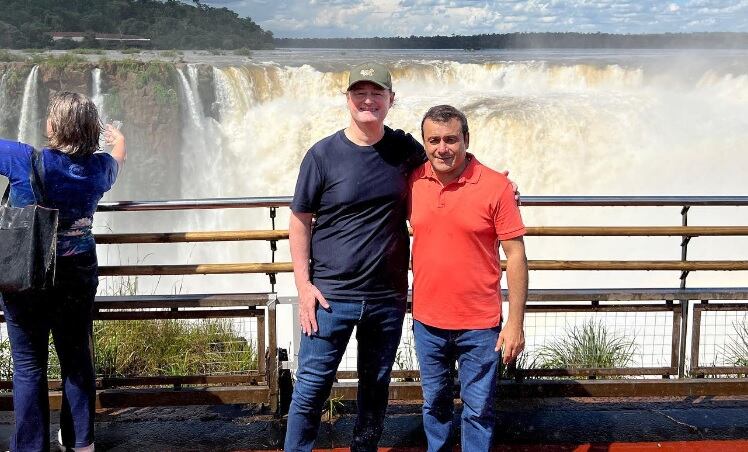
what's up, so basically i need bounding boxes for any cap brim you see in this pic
[346,80,390,91]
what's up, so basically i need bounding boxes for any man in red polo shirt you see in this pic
[409,104,529,452]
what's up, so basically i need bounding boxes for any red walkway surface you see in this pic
[237,441,748,452]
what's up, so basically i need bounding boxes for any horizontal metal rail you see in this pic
[276,288,748,305]
[95,293,275,308]
[326,378,748,401]
[94,226,748,244]
[98,260,748,276]
[0,374,265,391]
[96,195,748,211]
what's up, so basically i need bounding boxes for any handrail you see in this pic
[94,226,748,243]
[97,260,748,276]
[97,195,748,211]
[274,288,748,304]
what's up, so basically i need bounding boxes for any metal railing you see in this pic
[0,195,747,409]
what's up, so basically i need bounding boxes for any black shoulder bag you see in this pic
[0,148,58,293]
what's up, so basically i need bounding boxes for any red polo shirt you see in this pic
[409,155,525,330]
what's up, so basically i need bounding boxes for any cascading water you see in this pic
[91,67,107,124]
[17,65,40,147]
[2,51,746,367]
[89,56,748,293]
[0,69,11,138]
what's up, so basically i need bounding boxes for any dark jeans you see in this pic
[413,320,501,452]
[1,250,99,452]
[284,296,406,452]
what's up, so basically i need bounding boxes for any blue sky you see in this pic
[201,0,748,38]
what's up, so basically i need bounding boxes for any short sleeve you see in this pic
[290,150,324,213]
[494,183,526,240]
[0,139,32,179]
[93,152,118,191]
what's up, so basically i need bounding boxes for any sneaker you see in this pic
[57,429,95,452]
[57,429,67,452]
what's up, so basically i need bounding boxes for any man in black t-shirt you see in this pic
[285,62,425,452]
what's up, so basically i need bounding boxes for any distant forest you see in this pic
[0,0,273,49]
[277,32,748,49]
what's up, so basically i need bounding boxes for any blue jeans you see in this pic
[413,319,500,452]
[1,250,99,452]
[284,296,406,452]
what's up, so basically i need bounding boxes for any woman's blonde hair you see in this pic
[46,91,102,157]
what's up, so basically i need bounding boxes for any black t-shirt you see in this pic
[291,126,426,300]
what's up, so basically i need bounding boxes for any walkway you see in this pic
[1,396,746,451]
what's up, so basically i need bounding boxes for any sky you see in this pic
[199,0,748,38]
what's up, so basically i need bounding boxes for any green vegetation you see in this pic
[153,83,178,106]
[0,0,273,50]
[0,50,25,62]
[30,53,86,69]
[536,320,636,369]
[324,395,345,420]
[233,47,252,57]
[135,61,173,88]
[277,32,748,50]
[0,319,257,379]
[72,48,104,55]
[159,49,182,59]
[121,48,142,55]
[0,340,13,380]
[95,319,257,377]
[725,317,748,367]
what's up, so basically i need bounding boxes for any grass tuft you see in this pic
[724,316,748,367]
[536,320,636,369]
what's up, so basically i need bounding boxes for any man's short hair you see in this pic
[421,105,469,138]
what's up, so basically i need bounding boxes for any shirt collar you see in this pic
[422,153,481,185]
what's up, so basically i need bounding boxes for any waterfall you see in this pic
[177,66,205,131]
[3,51,745,370]
[17,65,40,146]
[0,69,11,137]
[91,67,107,123]
[2,54,746,294]
[0,69,9,107]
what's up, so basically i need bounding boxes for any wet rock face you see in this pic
[39,64,90,96]
[195,64,216,121]
[0,63,30,138]
[98,61,183,199]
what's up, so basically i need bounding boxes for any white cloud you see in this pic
[201,0,748,37]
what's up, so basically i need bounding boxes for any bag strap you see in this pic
[0,148,46,207]
[30,148,47,206]
[1,183,8,206]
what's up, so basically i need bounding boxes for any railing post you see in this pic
[267,207,278,293]
[690,300,707,377]
[678,205,690,378]
[266,295,279,414]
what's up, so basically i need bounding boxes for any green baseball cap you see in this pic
[347,62,392,91]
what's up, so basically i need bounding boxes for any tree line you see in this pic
[276,32,748,49]
[0,0,273,49]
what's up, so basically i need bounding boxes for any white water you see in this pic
[17,65,40,146]
[4,50,747,370]
[0,69,10,138]
[91,67,107,124]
